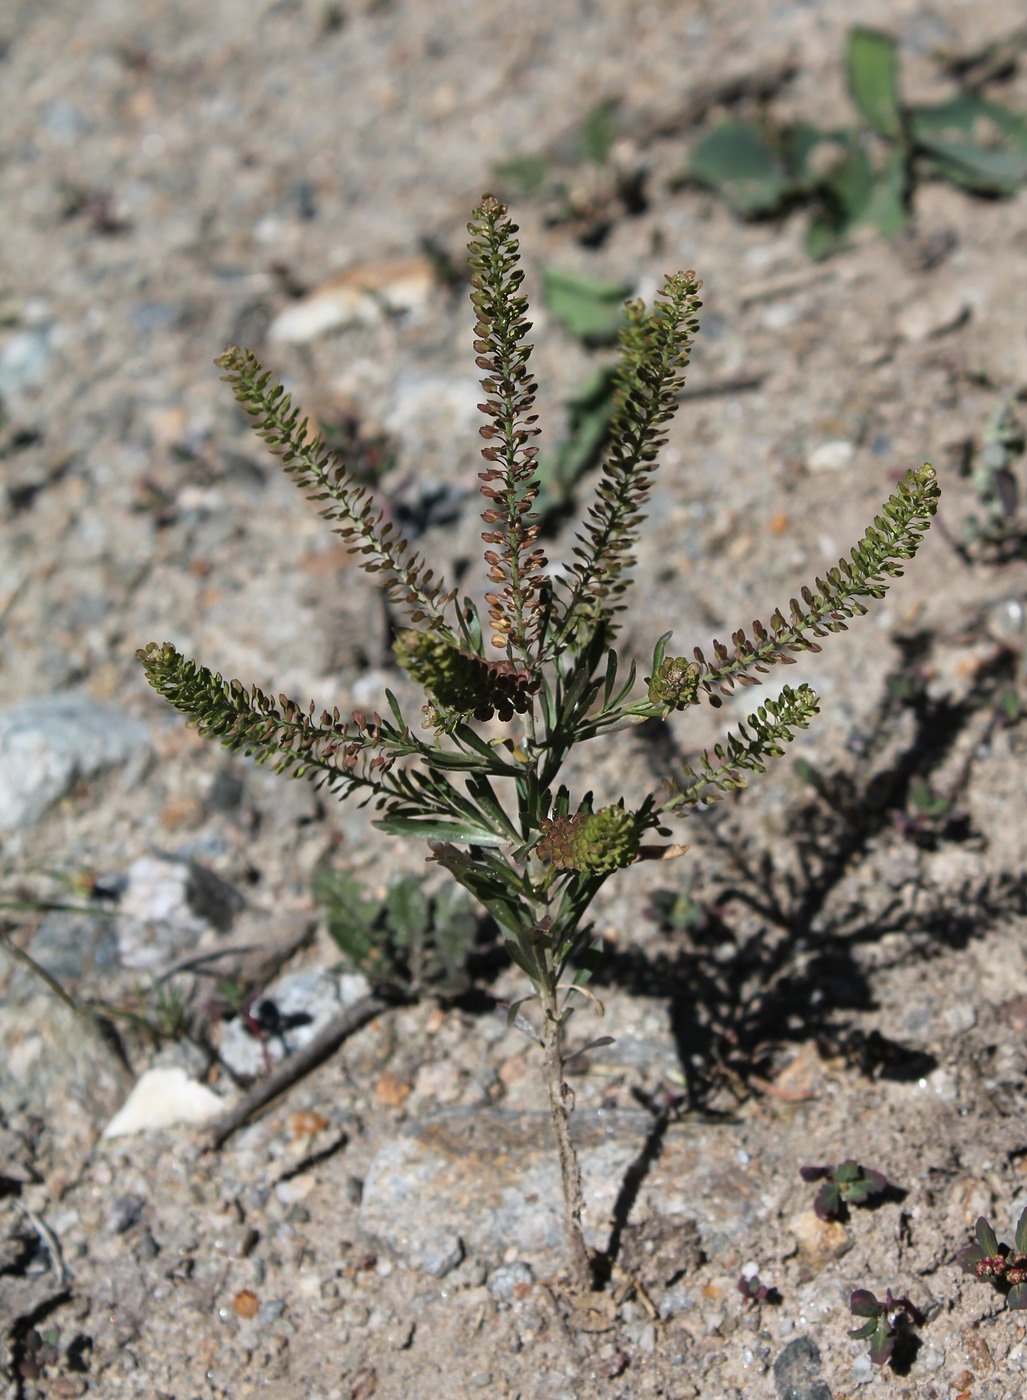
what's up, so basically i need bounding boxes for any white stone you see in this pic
[807,440,856,473]
[103,1066,225,1137]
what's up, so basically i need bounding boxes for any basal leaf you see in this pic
[541,266,631,344]
[535,365,619,523]
[493,154,550,197]
[911,97,1027,193]
[976,1216,1000,1257]
[847,28,903,140]
[1015,1206,1027,1256]
[687,120,796,215]
[579,100,617,166]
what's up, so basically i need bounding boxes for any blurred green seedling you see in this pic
[957,1210,1027,1310]
[800,1159,889,1220]
[686,27,1027,258]
[313,867,477,999]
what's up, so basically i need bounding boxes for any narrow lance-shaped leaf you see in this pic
[847,28,904,140]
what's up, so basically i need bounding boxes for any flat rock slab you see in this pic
[0,692,150,830]
[359,1107,765,1271]
[0,984,133,1155]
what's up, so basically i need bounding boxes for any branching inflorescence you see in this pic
[139,195,938,1289]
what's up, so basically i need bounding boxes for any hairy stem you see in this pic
[539,979,593,1291]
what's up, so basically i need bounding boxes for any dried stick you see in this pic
[205,992,393,1149]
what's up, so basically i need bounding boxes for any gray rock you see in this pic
[487,1261,534,1302]
[0,978,132,1154]
[773,1336,833,1400]
[0,326,53,397]
[115,855,244,970]
[29,911,120,983]
[0,692,150,831]
[217,967,372,1077]
[360,1108,765,1268]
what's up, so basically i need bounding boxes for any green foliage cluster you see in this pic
[848,1287,925,1367]
[137,196,938,1283]
[957,1211,1027,1310]
[800,1158,889,1221]
[312,867,477,998]
[959,392,1027,560]
[687,27,1027,258]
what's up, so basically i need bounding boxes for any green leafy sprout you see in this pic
[957,1210,1027,1310]
[686,27,1027,258]
[849,1287,925,1367]
[800,1159,890,1220]
[138,194,938,1289]
[313,867,478,999]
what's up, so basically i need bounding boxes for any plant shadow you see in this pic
[583,644,1025,1268]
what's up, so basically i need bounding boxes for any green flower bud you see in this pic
[647,656,701,710]
[537,805,639,874]
[394,630,536,723]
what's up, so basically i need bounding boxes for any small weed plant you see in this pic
[687,27,1027,258]
[800,1159,890,1221]
[313,866,478,999]
[957,1210,1027,1309]
[139,196,938,1288]
[848,1287,924,1367]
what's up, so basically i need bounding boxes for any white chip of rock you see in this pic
[268,255,434,344]
[102,1066,225,1138]
[807,439,855,473]
[897,289,972,342]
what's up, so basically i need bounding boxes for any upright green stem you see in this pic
[538,977,593,1291]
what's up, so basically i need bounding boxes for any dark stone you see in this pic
[773,1336,833,1400]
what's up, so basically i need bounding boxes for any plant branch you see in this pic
[539,981,593,1291]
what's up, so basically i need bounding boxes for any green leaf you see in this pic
[1009,1282,1027,1311]
[847,28,903,140]
[492,153,550,197]
[864,144,909,236]
[911,96,1027,193]
[805,140,876,258]
[313,868,384,969]
[578,101,617,166]
[782,122,843,187]
[976,1217,1000,1257]
[804,139,908,260]
[541,267,632,344]
[373,815,509,845]
[1015,1207,1027,1256]
[535,366,619,522]
[384,877,430,947]
[687,120,795,215]
[866,1316,896,1366]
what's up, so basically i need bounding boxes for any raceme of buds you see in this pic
[394,628,537,724]
[537,805,640,874]
[647,655,702,710]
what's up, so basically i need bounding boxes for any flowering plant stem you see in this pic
[139,196,938,1288]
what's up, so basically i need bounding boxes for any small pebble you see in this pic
[807,439,856,473]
